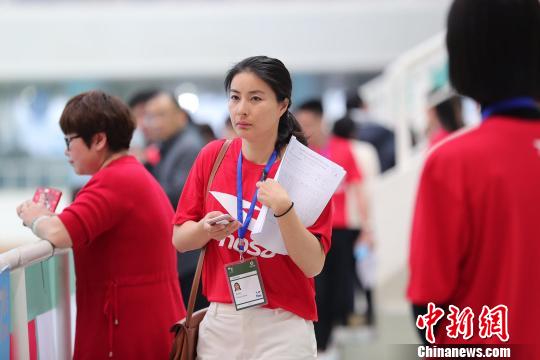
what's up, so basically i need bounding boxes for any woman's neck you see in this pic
[100,151,128,170]
[241,138,277,165]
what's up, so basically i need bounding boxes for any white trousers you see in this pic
[197,302,317,360]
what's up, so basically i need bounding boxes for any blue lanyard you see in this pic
[481,97,538,120]
[236,150,278,254]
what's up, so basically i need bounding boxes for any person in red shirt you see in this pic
[408,0,540,356]
[296,99,373,351]
[173,56,333,359]
[17,91,185,359]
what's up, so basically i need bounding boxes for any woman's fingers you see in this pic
[225,220,241,235]
[204,222,226,233]
[256,179,291,213]
[16,200,32,217]
[202,211,241,240]
[214,220,240,238]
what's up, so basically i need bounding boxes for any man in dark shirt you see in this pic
[145,91,207,310]
[346,92,396,172]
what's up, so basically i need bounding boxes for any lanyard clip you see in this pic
[239,238,246,261]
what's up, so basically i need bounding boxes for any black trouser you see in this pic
[178,251,209,312]
[179,271,209,311]
[315,228,359,351]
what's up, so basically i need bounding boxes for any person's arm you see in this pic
[351,181,374,247]
[256,179,325,278]
[173,211,241,252]
[17,200,73,248]
[32,216,72,248]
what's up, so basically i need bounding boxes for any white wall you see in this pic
[0,0,452,80]
[372,152,424,285]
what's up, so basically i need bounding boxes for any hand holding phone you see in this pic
[206,214,234,226]
[33,187,63,212]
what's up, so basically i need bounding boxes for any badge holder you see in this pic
[226,149,276,311]
[225,256,268,311]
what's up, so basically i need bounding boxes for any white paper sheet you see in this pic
[251,136,346,254]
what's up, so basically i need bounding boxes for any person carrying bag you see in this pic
[170,139,232,360]
[172,56,334,359]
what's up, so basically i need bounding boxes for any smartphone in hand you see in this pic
[33,187,62,212]
[206,214,234,226]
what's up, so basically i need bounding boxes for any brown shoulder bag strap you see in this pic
[185,139,232,325]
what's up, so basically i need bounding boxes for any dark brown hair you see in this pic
[297,99,324,117]
[447,0,540,105]
[60,90,135,152]
[224,56,307,153]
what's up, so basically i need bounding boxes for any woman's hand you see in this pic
[256,179,292,216]
[16,199,53,227]
[201,211,241,241]
[257,178,326,277]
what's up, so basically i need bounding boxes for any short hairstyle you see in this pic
[224,56,307,153]
[60,90,135,152]
[332,116,356,139]
[148,91,194,123]
[127,89,159,108]
[346,91,365,111]
[447,0,540,105]
[296,99,324,117]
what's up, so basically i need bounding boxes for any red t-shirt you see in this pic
[312,136,362,228]
[59,156,184,359]
[174,138,333,321]
[408,116,540,347]
[429,128,451,148]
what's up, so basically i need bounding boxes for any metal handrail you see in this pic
[0,240,69,271]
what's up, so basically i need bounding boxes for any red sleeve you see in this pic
[306,198,334,254]
[58,175,131,249]
[407,150,468,305]
[173,139,225,225]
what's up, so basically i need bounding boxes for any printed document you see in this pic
[251,136,346,254]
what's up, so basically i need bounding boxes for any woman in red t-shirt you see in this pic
[173,56,333,359]
[17,91,184,359]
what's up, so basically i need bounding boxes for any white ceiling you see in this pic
[0,0,452,80]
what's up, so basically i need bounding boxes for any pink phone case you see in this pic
[33,187,62,212]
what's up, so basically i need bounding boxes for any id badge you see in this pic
[224,258,267,311]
